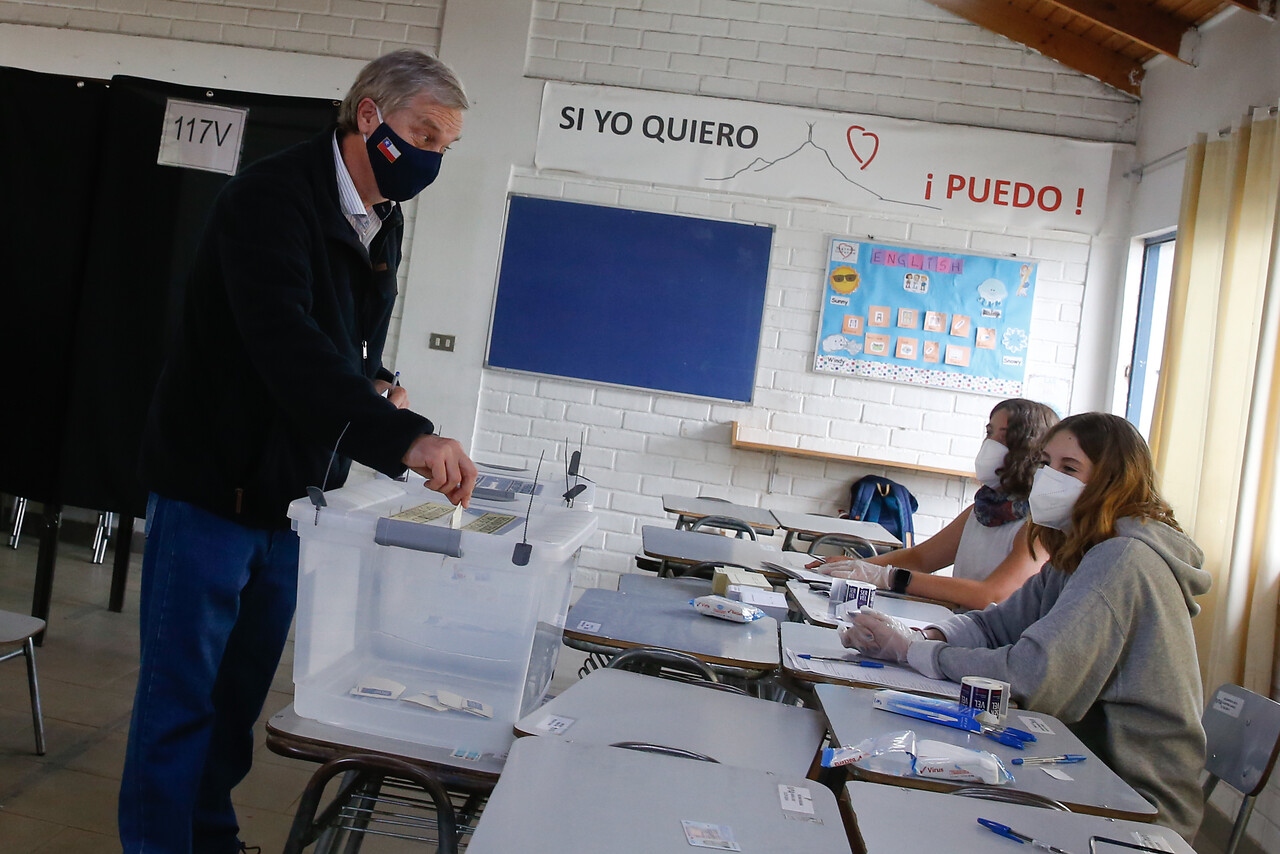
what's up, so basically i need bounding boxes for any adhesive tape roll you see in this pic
[960,676,1010,724]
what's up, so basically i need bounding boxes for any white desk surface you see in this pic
[466,737,851,854]
[780,621,964,700]
[770,509,902,547]
[515,668,826,777]
[660,493,779,531]
[641,524,790,577]
[785,580,956,629]
[563,588,781,673]
[817,683,1157,822]
[617,573,715,599]
[846,782,1194,854]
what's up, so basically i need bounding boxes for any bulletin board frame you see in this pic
[812,237,1039,396]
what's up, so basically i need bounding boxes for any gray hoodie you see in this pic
[908,517,1211,840]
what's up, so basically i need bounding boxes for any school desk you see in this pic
[513,667,826,777]
[771,508,902,552]
[562,588,781,679]
[816,683,1157,822]
[640,524,791,580]
[660,493,779,534]
[465,737,852,854]
[780,621,965,701]
[265,704,503,794]
[845,782,1193,854]
[785,580,957,629]
[617,572,715,600]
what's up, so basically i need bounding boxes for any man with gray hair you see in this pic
[119,50,476,854]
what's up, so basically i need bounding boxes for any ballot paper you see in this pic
[390,501,521,535]
[761,555,832,584]
[782,648,962,699]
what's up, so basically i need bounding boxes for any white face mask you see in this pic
[974,438,1008,489]
[1028,466,1087,530]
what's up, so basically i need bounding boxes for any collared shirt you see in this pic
[332,131,381,248]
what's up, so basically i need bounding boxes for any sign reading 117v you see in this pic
[157,98,248,176]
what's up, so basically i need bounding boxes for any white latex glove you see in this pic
[838,609,915,663]
[818,558,891,589]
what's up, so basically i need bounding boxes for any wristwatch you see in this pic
[889,567,912,594]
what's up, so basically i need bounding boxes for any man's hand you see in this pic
[402,434,477,507]
[374,379,409,409]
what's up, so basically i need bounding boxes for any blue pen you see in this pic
[1012,754,1086,765]
[977,819,1074,854]
[797,654,884,668]
[393,370,401,387]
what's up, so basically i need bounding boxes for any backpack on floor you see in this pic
[846,475,918,546]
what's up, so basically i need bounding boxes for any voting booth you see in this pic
[287,477,597,755]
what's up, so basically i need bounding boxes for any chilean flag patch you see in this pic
[377,137,401,162]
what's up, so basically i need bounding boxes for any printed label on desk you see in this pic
[777,785,815,814]
[777,784,823,823]
[1212,689,1245,718]
[680,820,741,851]
[1042,768,1074,781]
[535,714,576,735]
[449,747,482,762]
[575,620,601,633]
[1017,715,1055,736]
[1131,832,1175,852]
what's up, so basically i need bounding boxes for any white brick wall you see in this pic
[528,0,1138,143]
[0,0,443,58]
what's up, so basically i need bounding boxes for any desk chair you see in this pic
[283,754,459,854]
[1201,683,1280,854]
[0,610,46,754]
[7,495,26,548]
[671,560,756,581]
[808,533,878,559]
[689,514,758,540]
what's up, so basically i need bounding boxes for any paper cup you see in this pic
[828,578,877,616]
[960,676,1011,724]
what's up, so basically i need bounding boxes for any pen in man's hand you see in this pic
[393,370,400,387]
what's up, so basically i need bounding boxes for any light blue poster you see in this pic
[813,238,1037,396]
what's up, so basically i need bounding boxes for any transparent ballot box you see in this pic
[287,478,597,755]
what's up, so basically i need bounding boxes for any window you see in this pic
[1122,233,1176,437]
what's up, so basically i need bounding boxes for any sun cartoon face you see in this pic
[830,265,861,294]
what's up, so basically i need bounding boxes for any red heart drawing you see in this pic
[846,126,879,170]
[836,243,854,258]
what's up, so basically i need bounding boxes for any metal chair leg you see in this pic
[9,496,27,549]
[92,511,113,564]
[23,637,45,755]
[1225,794,1257,854]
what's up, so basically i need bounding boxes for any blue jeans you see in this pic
[119,494,299,854]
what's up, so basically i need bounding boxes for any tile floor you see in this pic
[0,527,1259,854]
[0,531,586,854]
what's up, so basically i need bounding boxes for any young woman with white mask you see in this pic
[810,398,1057,610]
[839,412,1210,842]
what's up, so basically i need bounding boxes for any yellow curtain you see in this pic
[1149,106,1280,697]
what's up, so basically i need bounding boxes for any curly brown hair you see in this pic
[992,398,1059,498]
[1026,412,1180,573]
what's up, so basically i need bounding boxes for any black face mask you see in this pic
[364,105,442,202]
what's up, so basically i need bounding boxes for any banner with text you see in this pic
[536,83,1115,234]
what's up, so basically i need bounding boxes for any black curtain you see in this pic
[0,69,110,504]
[57,75,339,516]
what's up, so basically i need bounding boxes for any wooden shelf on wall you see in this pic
[729,421,974,480]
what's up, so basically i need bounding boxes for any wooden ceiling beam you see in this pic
[926,0,1144,96]
[1042,0,1193,61]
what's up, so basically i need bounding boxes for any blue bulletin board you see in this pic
[487,196,773,403]
[813,238,1037,395]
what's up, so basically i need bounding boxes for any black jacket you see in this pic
[140,129,432,529]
